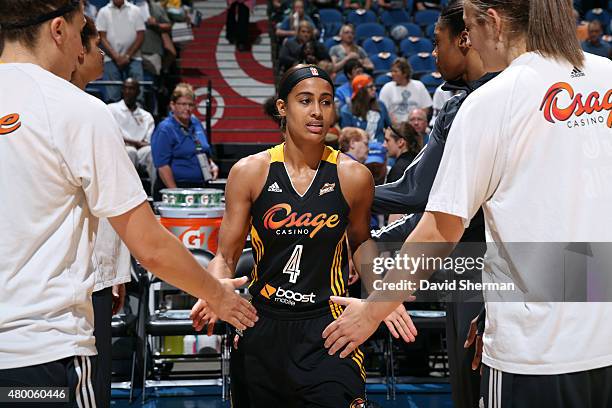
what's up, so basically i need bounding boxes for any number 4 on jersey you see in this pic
[283,245,303,283]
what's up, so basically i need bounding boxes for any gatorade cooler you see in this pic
[158,206,224,253]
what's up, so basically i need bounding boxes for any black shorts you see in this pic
[481,364,612,408]
[0,355,97,408]
[238,310,366,408]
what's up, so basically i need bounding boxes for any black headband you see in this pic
[0,0,81,30]
[278,65,335,101]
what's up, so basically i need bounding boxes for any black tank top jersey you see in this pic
[249,144,350,319]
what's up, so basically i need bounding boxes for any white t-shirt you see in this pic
[0,63,147,369]
[430,84,457,126]
[107,100,155,143]
[426,52,612,375]
[96,1,146,63]
[379,79,433,124]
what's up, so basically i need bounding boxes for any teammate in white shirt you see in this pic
[0,1,257,404]
[323,0,612,406]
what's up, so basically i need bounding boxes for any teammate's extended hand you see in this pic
[384,303,417,343]
[464,314,483,373]
[206,276,258,331]
[322,296,380,358]
[189,298,218,336]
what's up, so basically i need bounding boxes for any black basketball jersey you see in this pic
[249,143,350,319]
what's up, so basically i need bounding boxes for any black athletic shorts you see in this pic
[0,355,97,408]
[481,364,612,408]
[238,308,366,408]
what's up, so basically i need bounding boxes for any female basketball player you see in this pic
[190,64,416,406]
[324,0,612,406]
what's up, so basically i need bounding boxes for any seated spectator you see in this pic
[377,0,406,11]
[379,57,433,124]
[338,126,370,163]
[107,78,155,186]
[269,0,291,24]
[408,107,429,145]
[97,0,145,102]
[317,60,336,82]
[344,0,372,11]
[365,141,387,185]
[279,21,330,72]
[383,122,420,183]
[329,24,374,73]
[142,0,176,76]
[152,83,219,201]
[276,0,316,43]
[334,59,364,112]
[581,20,611,58]
[340,74,391,142]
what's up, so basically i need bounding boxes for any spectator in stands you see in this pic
[338,126,370,163]
[344,0,372,11]
[408,107,429,145]
[142,0,176,76]
[329,24,374,72]
[581,20,611,58]
[152,83,219,201]
[377,0,407,11]
[379,57,433,124]
[227,0,255,52]
[383,122,420,183]
[84,0,98,18]
[340,74,391,142]
[269,0,291,24]
[97,0,145,102]
[317,60,336,82]
[108,78,156,187]
[276,0,316,43]
[365,141,387,185]
[279,21,330,72]
[334,58,364,111]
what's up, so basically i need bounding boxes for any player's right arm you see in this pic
[190,153,270,333]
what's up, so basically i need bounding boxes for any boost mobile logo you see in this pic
[259,284,316,305]
[539,82,612,128]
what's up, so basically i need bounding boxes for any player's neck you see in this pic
[1,41,70,80]
[284,137,325,171]
[463,52,487,83]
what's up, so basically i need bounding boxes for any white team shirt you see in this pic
[430,84,456,126]
[107,100,155,143]
[378,79,433,124]
[426,52,612,375]
[96,1,146,63]
[0,64,147,369]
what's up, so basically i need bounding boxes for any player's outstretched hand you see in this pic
[322,296,380,358]
[190,299,219,335]
[206,276,258,331]
[384,303,418,343]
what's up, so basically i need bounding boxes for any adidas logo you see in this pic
[570,66,585,78]
[268,182,282,193]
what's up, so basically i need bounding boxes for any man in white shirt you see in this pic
[96,0,145,102]
[108,78,155,186]
[0,1,257,403]
[408,108,430,145]
[379,57,433,124]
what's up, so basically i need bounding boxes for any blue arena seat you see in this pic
[335,72,348,86]
[408,52,437,75]
[375,72,393,87]
[347,9,378,26]
[319,8,344,24]
[399,36,433,57]
[420,71,444,94]
[324,36,342,50]
[363,36,397,55]
[322,22,343,38]
[355,22,386,42]
[381,9,411,29]
[425,23,436,39]
[585,8,611,33]
[370,52,398,74]
[414,9,441,27]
